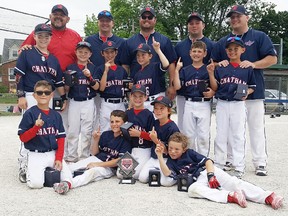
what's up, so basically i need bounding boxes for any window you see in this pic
[12,50,18,58]
[8,68,15,81]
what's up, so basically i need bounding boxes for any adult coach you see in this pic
[120,7,177,99]
[174,12,215,132]
[211,5,277,176]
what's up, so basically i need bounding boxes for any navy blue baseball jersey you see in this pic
[96,130,132,162]
[133,62,166,95]
[126,108,155,148]
[166,149,209,180]
[18,105,65,152]
[97,64,128,98]
[14,47,64,92]
[211,29,277,99]
[179,64,210,98]
[120,32,177,78]
[214,64,256,101]
[150,119,179,159]
[66,63,100,100]
[85,33,125,67]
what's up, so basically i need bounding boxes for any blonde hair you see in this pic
[168,132,189,149]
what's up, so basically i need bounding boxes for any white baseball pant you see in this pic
[176,95,185,132]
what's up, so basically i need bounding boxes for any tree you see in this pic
[84,14,99,37]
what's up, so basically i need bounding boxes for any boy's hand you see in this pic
[105,60,113,71]
[207,59,215,74]
[207,172,221,189]
[218,60,229,67]
[86,162,100,169]
[54,160,62,171]
[83,65,91,77]
[166,86,176,100]
[129,128,141,137]
[155,144,164,157]
[152,36,160,52]
[203,87,215,98]
[35,113,44,127]
[149,126,158,143]
[92,126,101,140]
[18,97,28,110]
[176,57,183,71]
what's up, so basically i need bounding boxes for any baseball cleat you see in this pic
[266,192,284,210]
[53,181,69,195]
[223,162,234,171]
[231,190,248,208]
[255,166,267,176]
[229,170,244,179]
[19,169,27,183]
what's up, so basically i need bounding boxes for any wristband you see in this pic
[207,172,214,181]
[60,94,68,101]
[86,76,96,86]
[17,90,26,98]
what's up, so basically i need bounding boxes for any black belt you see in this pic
[104,98,123,104]
[30,149,54,153]
[72,97,93,101]
[146,96,156,101]
[185,97,211,102]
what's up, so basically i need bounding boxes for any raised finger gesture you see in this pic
[206,58,215,74]
[83,65,91,77]
[152,36,160,51]
[92,126,101,140]
[35,113,44,127]
[176,57,183,71]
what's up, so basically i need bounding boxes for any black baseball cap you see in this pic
[226,5,248,17]
[131,84,147,95]
[187,12,205,23]
[34,23,52,35]
[140,7,156,17]
[102,41,118,51]
[76,41,92,52]
[225,36,245,48]
[51,4,68,16]
[134,43,152,54]
[98,10,113,20]
[151,96,173,108]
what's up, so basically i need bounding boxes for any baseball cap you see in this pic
[98,10,113,20]
[102,41,118,51]
[76,41,92,52]
[187,12,205,23]
[225,36,245,48]
[51,4,68,16]
[134,43,152,54]
[34,23,52,35]
[151,96,173,108]
[226,5,248,17]
[140,7,156,17]
[131,84,147,95]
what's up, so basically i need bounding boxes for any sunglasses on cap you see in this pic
[227,36,242,42]
[99,11,112,17]
[35,91,52,96]
[141,15,154,20]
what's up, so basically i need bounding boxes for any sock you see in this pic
[265,193,274,205]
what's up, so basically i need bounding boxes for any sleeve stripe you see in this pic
[14,67,25,75]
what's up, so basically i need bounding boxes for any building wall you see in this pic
[0,60,16,93]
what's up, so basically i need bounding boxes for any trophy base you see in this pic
[119,178,136,184]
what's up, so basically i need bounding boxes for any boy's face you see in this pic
[101,48,117,62]
[187,19,205,37]
[225,43,245,61]
[110,115,124,134]
[136,51,152,66]
[130,91,147,109]
[190,47,206,63]
[33,86,53,105]
[75,47,92,63]
[168,141,186,160]
[34,33,51,49]
[153,103,170,120]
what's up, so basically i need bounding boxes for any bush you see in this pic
[0,85,8,93]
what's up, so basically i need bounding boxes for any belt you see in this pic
[104,98,123,104]
[185,97,211,102]
[146,95,156,102]
[30,149,54,153]
[72,97,93,101]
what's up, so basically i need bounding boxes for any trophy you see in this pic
[197,80,208,93]
[148,169,161,187]
[73,168,87,177]
[53,97,63,110]
[120,122,133,140]
[177,173,195,192]
[117,152,139,184]
[64,70,77,87]
[233,84,248,100]
[44,167,60,187]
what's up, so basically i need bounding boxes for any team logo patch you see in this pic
[245,40,254,46]
[107,41,112,46]
[157,96,164,101]
[232,5,238,11]
[57,4,63,9]
[138,44,143,49]
[135,84,141,89]
[146,7,151,11]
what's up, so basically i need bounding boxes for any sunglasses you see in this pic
[141,15,154,20]
[99,11,112,17]
[227,36,241,42]
[35,91,52,96]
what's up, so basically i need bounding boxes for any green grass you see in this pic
[0,111,21,116]
[0,93,18,104]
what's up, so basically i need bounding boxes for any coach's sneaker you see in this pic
[230,170,244,179]
[228,190,247,208]
[18,168,27,183]
[265,192,284,210]
[223,162,234,171]
[255,166,267,176]
[53,181,70,195]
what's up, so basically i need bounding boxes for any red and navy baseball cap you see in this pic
[151,96,173,108]
[134,43,152,54]
[131,84,147,95]
[225,36,245,48]
[226,5,248,17]
[140,7,156,17]
[34,23,52,35]
[51,4,68,16]
[102,41,118,51]
[76,41,92,52]
[187,12,205,23]
[98,10,113,20]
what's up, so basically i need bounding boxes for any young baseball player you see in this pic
[65,41,100,163]
[174,41,213,157]
[207,37,256,178]
[133,38,169,112]
[53,110,132,194]
[98,41,128,132]
[155,132,283,209]
[138,96,179,186]
[17,80,71,189]
[117,84,155,180]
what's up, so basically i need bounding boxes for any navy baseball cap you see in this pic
[151,96,173,108]
[187,12,205,23]
[135,43,152,54]
[140,7,156,17]
[131,84,147,95]
[76,41,92,52]
[226,5,248,17]
[51,4,68,16]
[225,36,245,48]
[102,41,118,51]
[34,23,52,35]
[98,10,113,20]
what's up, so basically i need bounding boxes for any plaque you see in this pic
[233,84,248,100]
[44,167,60,187]
[197,80,208,93]
[120,122,133,140]
[148,169,161,187]
[117,152,139,184]
[73,168,87,177]
[53,97,63,110]
[64,70,77,87]
[177,173,195,192]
